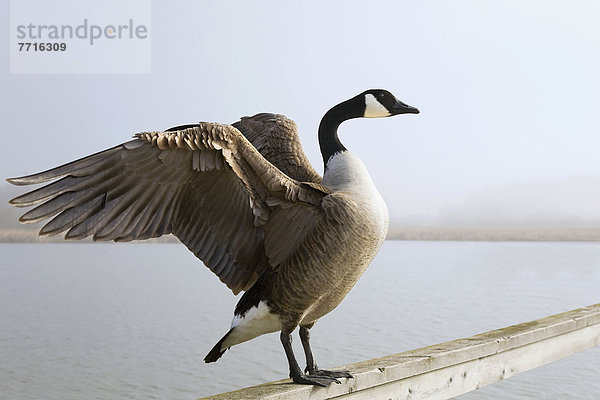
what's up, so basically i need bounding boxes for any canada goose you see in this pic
[7,89,419,387]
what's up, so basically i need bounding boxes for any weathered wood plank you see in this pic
[201,303,600,400]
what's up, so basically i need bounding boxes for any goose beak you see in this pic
[391,101,420,115]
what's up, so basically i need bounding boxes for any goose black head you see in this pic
[319,89,420,165]
[361,89,420,118]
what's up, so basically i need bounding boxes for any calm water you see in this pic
[1,241,599,399]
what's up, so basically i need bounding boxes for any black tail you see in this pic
[204,330,232,363]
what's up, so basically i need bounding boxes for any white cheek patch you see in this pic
[364,93,391,118]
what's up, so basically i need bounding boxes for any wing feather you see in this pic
[233,113,322,183]
[6,146,123,185]
[7,123,327,295]
[40,193,107,237]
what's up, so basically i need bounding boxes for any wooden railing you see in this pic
[201,303,600,400]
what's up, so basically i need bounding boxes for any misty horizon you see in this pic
[3,176,599,233]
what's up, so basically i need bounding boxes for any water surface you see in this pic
[1,241,599,399]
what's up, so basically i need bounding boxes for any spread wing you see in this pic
[7,122,328,294]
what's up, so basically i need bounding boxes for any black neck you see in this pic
[318,98,363,167]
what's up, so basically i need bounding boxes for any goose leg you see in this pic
[299,326,353,379]
[280,331,341,387]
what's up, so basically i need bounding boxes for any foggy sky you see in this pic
[2,1,599,225]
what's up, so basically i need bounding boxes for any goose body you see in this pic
[7,89,418,387]
[301,150,389,324]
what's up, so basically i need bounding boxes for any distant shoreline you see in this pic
[1,226,598,243]
[387,226,600,242]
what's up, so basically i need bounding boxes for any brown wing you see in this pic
[262,193,355,275]
[233,113,322,183]
[7,123,328,294]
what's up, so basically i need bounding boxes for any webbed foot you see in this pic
[292,372,341,387]
[305,366,354,379]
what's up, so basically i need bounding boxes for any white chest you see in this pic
[322,151,389,232]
